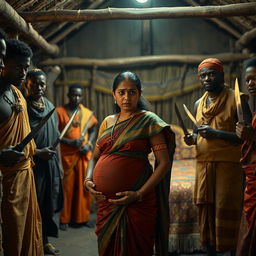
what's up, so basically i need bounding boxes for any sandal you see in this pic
[44,243,60,255]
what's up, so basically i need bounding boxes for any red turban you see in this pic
[198,58,224,73]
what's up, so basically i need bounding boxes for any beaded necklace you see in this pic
[110,113,135,144]
[29,97,45,111]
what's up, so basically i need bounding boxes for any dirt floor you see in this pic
[47,212,230,256]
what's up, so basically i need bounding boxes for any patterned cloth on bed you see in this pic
[168,125,203,253]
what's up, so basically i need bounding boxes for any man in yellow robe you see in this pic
[184,58,251,256]
[0,39,46,256]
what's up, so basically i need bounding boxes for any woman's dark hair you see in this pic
[112,71,150,113]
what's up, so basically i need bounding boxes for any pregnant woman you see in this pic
[84,71,175,256]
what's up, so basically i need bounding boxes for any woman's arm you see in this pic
[137,132,171,198]
[84,146,106,199]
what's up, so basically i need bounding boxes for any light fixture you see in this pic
[136,0,149,3]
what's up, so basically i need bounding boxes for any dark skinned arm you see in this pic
[197,95,251,144]
[0,147,25,167]
[60,137,84,148]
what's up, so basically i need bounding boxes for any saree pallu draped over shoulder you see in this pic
[93,111,175,256]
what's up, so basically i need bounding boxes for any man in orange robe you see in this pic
[184,58,251,256]
[57,84,98,230]
[0,39,44,255]
[236,57,256,256]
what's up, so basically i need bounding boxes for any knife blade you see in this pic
[13,108,55,152]
[234,78,244,123]
[174,103,189,135]
[51,107,79,149]
[80,112,94,138]
[183,104,199,128]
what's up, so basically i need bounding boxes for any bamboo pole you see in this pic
[236,27,256,51]
[20,3,256,22]
[39,53,252,68]
[0,0,59,56]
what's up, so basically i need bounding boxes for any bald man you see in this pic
[184,58,251,256]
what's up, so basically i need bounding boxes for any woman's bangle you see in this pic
[84,178,92,183]
[136,190,142,202]
[84,178,93,191]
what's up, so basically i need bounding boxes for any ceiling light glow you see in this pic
[136,0,149,3]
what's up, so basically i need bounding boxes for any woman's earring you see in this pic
[114,100,117,104]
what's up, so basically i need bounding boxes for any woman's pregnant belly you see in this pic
[93,153,146,197]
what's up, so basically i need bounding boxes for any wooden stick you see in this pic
[39,53,252,68]
[0,0,59,56]
[20,3,256,22]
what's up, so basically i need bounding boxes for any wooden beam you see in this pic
[0,0,59,56]
[236,27,256,51]
[20,3,256,22]
[50,0,106,44]
[39,53,252,68]
[184,0,241,38]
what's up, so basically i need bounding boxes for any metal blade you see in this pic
[13,108,55,152]
[174,103,189,135]
[81,112,94,138]
[234,78,244,123]
[183,104,199,128]
[51,107,79,149]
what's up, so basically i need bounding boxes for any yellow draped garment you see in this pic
[194,87,243,252]
[0,86,43,256]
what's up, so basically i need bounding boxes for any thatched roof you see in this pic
[1,0,256,57]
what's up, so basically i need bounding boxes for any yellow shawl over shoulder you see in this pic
[196,87,241,162]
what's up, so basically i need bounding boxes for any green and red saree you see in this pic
[93,111,175,256]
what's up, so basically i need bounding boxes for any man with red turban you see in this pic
[184,58,251,256]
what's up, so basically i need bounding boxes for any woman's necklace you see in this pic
[110,113,135,144]
[3,88,23,113]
